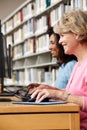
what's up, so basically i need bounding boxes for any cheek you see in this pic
[69,39,77,48]
[67,40,77,54]
[55,48,59,55]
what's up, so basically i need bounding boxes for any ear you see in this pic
[73,33,78,39]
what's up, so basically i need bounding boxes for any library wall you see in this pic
[2,0,87,86]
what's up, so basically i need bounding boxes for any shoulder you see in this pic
[60,60,77,71]
[65,60,77,67]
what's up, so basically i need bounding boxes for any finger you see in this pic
[36,94,47,102]
[28,87,37,95]
[31,89,40,99]
[36,90,48,102]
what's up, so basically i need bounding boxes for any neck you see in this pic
[76,44,87,64]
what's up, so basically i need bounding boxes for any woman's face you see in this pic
[49,34,59,57]
[59,32,78,55]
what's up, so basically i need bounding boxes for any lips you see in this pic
[62,44,67,49]
[51,51,55,54]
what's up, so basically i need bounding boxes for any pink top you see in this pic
[66,59,87,129]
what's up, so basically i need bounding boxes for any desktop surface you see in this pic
[0,91,15,102]
[0,96,80,113]
[0,100,80,130]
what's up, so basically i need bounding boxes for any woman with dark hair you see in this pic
[47,27,77,88]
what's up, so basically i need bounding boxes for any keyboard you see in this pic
[0,98,12,102]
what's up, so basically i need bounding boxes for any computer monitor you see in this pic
[0,20,12,95]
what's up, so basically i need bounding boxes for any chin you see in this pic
[52,56,57,58]
[64,50,69,54]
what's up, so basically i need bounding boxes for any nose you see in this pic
[59,37,62,45]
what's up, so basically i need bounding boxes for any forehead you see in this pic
[50,34,56,40]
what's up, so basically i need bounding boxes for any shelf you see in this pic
[13,62,56,70]
[13,50,50,61]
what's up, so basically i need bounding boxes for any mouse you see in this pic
[27,97,49,102]
[21,93,49,102]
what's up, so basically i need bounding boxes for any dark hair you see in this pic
[47,27,77,66]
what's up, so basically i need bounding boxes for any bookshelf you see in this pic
[1,0,87,86]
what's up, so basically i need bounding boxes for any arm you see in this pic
[66,93,83,108]
[31,87,83,109]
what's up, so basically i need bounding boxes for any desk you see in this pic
[0,100,80,130]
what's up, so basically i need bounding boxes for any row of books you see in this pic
[13,39,35,59]
[35,0,51,15]
[23,18,35,39]
[13,28,23,44]
[71,0,87,10]
[50,3,65,26]
[4,1,35,33]
[35,34,49,53]
[35,15,49,35]
[12,70,25,85]
[22,2,35,21]
[12,68,57,86]
[13,34,49,59]
[6,18,35,46]
[5,11,23,33]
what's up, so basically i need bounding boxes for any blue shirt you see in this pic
[54,60,77,89]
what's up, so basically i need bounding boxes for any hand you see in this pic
[36,84,60,90]
[27,83,58,95]
[31,87,64,103]
[27,83,40,94]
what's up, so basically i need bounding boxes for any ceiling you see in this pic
[0,0,26,21]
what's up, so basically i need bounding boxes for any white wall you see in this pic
[0,0,26,21]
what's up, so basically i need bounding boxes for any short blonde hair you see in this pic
[55,9,87,42]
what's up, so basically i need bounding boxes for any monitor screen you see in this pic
[0,20,12,93]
